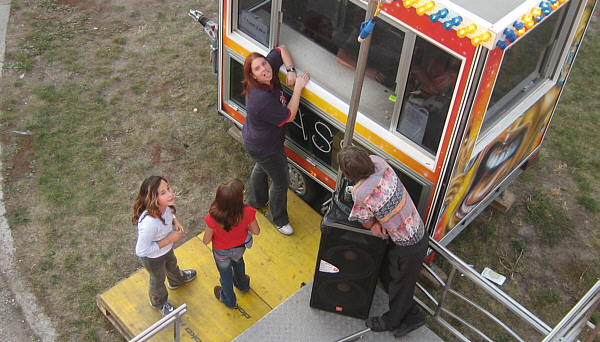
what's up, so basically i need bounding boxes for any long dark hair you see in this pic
[242,52,280,95]
[209,179,245,232]
[132,176,176,225]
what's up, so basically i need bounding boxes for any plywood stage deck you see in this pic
[97,191,323,341]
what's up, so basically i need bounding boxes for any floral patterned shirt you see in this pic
[349,156,425,246]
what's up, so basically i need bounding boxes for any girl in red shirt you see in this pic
[204,179,261,308]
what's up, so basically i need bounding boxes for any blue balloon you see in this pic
[359,20,376,41]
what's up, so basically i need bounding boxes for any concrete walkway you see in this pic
[0,1,57,341]
[0,0,8,75]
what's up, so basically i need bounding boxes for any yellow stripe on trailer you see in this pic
[97,190,322,341]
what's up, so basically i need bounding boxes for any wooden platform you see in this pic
[97,191,323,341]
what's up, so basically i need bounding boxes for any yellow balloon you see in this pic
[416,1,435,15]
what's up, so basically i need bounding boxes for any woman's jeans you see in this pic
[139,249,183,308]
[213,246,250,308]
[246,148,289,226]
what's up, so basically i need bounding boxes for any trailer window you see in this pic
[278,0,465,161]
[337,12,403,92]
[286,101,343,173]
[284,96,425,209]
[237,0,272,46]
[281,0,344,56]
[280,0,406,127]
[229,57,246,108]
[396,38,461,154]
[481,4,568,134]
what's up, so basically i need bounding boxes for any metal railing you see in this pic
[419,239,599,341]
[336,239,599,342]
[130,304,187,342]
[542,281,600,342]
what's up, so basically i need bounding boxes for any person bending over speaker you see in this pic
[337,145,429,338]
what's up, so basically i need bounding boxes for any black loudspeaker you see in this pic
[310,186,387,319]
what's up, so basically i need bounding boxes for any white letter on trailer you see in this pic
[291,108,308,141]
[312,121,333,153]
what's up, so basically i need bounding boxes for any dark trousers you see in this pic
[246,148,290,226]
[380,233,429,328]
[139,249,183,308]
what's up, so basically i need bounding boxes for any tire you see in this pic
[288,163,319,203]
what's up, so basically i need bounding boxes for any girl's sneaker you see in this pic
[150,301,175,316]
[168,269,197,290]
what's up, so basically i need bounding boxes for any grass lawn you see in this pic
[0,1,598,341]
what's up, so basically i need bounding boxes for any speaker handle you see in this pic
[322,217,389,240]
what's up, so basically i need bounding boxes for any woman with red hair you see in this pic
[241,46,310,235]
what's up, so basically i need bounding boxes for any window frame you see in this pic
[390,34,464,156]
[477,2,578,143]
[228,0,465,169]
[276,0,463,160]
[232,0,277,48]
[224,47,247,111]
[221,48,433,214]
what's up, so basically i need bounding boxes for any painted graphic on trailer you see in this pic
[434,1,595,241]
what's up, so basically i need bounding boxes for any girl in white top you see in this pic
[132,176,197,315]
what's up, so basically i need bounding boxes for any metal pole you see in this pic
[174,317,181,342]
[130,304,187,342]
[334,327,371,342]
[335,0,378,192]
[435,266,457,318]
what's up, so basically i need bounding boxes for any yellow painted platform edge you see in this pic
[96,293,135,340]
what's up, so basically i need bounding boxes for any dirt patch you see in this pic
[7,133,33,181]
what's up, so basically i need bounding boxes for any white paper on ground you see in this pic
[481,267,506,285]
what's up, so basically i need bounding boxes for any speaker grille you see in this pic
[310,222,387,319]
[315,279,368,311]
[322,246,376,280]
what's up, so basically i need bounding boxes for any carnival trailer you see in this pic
[201,0,597,244]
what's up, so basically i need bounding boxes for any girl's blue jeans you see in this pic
[213,246,250,308]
